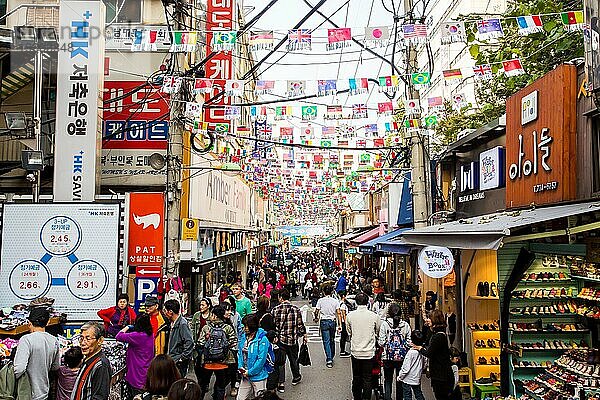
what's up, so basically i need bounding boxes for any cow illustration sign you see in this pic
[0,204,120,320]
[418,246,455,278]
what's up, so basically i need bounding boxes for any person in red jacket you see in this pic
[97,294,137,338]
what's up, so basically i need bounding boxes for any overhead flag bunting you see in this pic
[364,124,379,135]
[349,78,369,95]
[441,21,466,44]
[287,29,312,51]
[275,106,293,120]
[250,106,267,120]
[378,102,394,115]
[162,76,182,93]
[320,140,333,148]
[327,28,352,50]
[325,105,343,119]
[411,72,431,89]
[502,59,525,76]
[378,75,400,93]
[301,126,314,138]
[170,31,198,52]
[473,64,493,80]
[452,93,467,110]
[352,103,368,119]
[476,19,504,40]
[385,122,400,132]
[404,99,420,115]
[224,106,241,120]
[225,80,244,96]
[255,80,275,95]
[516,15,544,35]
[317,80,337,96]
[193,78,213,94]
[443,68,463,82]
[287,80,306,97]
[131,30,157,52]
[249,31,274,51]
[424,115,438,127]
[561,11,584,31]
[322,126,336,136]
[185,102,202,117]
[301,106,318,120]
[402,24,428,43]
[364,26,390,47]
[428,96,444,110]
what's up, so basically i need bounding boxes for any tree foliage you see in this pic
[433,0,583,150]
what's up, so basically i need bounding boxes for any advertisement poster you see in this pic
[126,192,164,267]
[0,204,120,320]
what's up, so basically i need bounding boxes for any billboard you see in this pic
[0,204,120,320]
[53,1,105,201]
[126,193,164,267]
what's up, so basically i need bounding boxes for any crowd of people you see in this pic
[11,249,460,400]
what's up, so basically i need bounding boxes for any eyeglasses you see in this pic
[80,335,98,343]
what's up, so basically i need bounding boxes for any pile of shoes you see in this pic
[512,288,574,299]
[509,301,577,315]
[578,287,600,301]
[101,339,127,373]
[468,321,500,331]
[515,340,588,350]
[476,281,498,297]
[570,261,600,280]
[474,339,499,348]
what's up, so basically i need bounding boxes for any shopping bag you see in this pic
[298,343,311,366]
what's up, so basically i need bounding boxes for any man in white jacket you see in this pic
[347,293,381,400]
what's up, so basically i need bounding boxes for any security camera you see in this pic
[25,173,35,182]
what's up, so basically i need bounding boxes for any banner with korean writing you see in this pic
[54,1,105,201]
[126,193,164,268]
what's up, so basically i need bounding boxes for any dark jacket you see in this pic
[167,315,194,363]
[71,351,112,400]
[419,330,453,384]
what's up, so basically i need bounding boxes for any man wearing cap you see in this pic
[144,296,169,355]
[14,307,60,400]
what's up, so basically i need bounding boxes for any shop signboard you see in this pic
[133,277,159,312]
[584,0,600,92]
[0,204,119,320]
[506,65,577,208]
[182,218,199,241]
[105,25,171,51]
[418,246,454,278]
[53,1,105,201]
[398,173,414,225]
[126,193,164,267]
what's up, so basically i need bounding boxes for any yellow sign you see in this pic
[181,218,198,240]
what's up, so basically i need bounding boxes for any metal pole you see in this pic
[32,48,43,203]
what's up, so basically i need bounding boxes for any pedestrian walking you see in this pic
[191,298,213,383]
[237,314,272,399]
[397,330,427,400]
[378,304,411,400]
[72,321,113,400]
[346,293,381,400]
[338,291,353,358]
[335,271,348,294]
[134,354,181,400]
[232,283,253,319]
[14,307,60,400]
[144,296,169,355]
[314,285,340,368]
[271,289,307,393]
[164,299,194,378]
[196,306,238,400]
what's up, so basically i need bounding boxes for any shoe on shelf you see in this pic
[490,282,497,297]
[483,281,490,297]
[477,282,484,297]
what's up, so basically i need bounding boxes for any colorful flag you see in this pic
[378,75,400,93]
[365,124,379,135]
[404,99,420,115]
[275,106,293,120]
[325,105,343,119]
[428,96,444,110]
[561,11,584,31]
[378,102,394,115]
[424,115,438,127]
[516,15,543,35]
[320,140,333,148]
[161,76,182,94]
[213,123,230,134]
[170,31,198,52]
[473,64,493,80]
[132,29,157,52]
[349,78,369,95]
[185,102,202,117]
[385,122,400,132]
[352,103,368,119]
[411,72,431,89]
[287,29,312,51]
[364,26,390,47]
[443,69,463,82]
[224,106,241,120]
[250,106,267,120]
[287,80,305,97]
[452,93,467,110]
[402,24,428,43]
[477,19,504,40]
[322,126,336,136]
[336,125,356,137]
[373,138,385,147]
[192,78,213,94]
[302,106,318,120]
[327,28,352,50]
[404,119,420,129]
[300,126,314,138]
[359,153,371,163]
[317,80,337,96]
[356,139,367,148]
[225,80,244,96]
[440,21,466,44]
[502,59,525,77]
[254,80,275,95]
[255,121,273,137]
[249,31,274,51]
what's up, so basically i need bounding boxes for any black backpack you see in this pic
[203,325,229,363]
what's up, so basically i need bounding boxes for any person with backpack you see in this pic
[237,314,274,399]
[378,303,411,400]
[338,290,354,358]
[196,305,238,400]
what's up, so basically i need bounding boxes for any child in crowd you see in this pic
[450,347,462,400]
[57,346,83,400]
[398,330,427,400]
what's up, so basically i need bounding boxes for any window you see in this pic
[103,0,142,24]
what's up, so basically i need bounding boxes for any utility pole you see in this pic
[404,0,429,228]
[32,49,43,202]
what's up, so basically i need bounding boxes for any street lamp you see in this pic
[4,112,30,135]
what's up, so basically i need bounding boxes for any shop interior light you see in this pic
[21,150,44,170]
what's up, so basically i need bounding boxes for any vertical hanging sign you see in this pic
[53,1,105,201]
[204,0,235,131]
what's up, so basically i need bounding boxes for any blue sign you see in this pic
[134,277,159,312]
[398,172,414,226]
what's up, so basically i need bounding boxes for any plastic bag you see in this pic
[298,343,311,366]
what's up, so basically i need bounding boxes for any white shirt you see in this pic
[316,296,340,321]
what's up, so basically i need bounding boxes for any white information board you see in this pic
[0,204,120,320]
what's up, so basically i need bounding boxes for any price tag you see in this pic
[66,260,108,301]
[40,216,81,256]
[9,260,51,300]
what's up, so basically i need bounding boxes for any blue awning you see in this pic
[358,228,410,254]
[376,240,412,255]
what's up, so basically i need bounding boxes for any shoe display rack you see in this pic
[468,321,501,382]
[507,255,592,397]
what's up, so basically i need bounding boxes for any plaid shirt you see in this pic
[272,301,306,346]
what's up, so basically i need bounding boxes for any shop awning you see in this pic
[331,228,370,245]
[376,240,412,255]
[350,227,381,246]
[359,228,410,254]
[319,234,338,245]
[401,201,600,250]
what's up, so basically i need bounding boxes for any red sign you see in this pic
[127,192,165,266]
[135,265,162,278]
[204,0,234,128]
[103,81,170,150]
